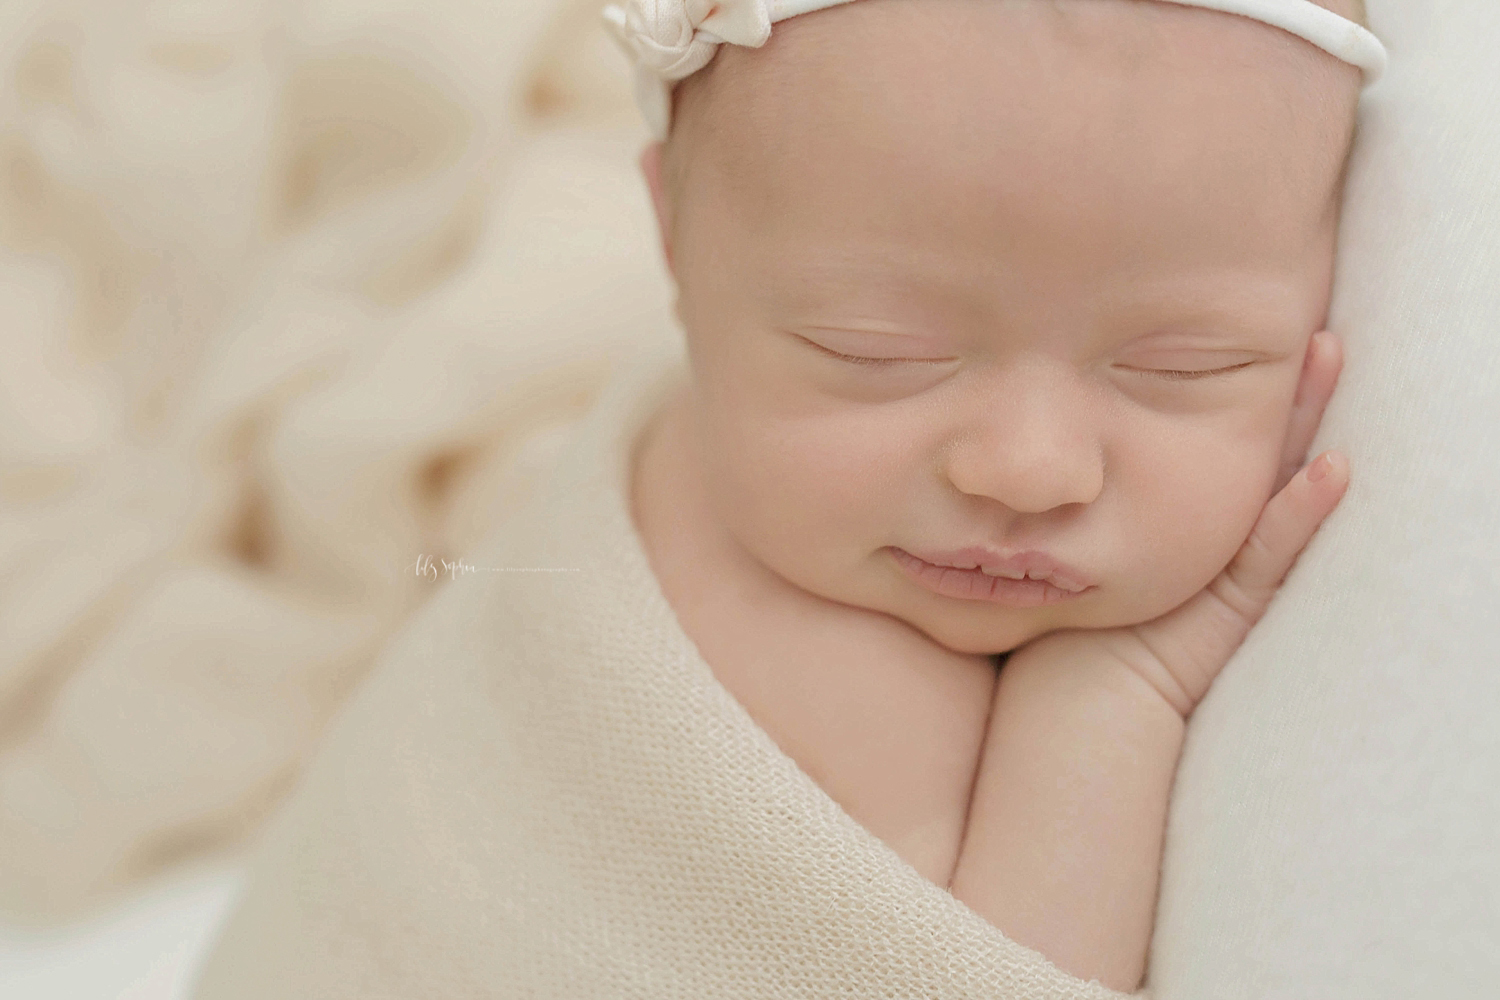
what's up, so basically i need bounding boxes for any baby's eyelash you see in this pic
[1145,363,1256,380]
[810,340,1254,379]
[835,352,904,366]
[814,343,930,367]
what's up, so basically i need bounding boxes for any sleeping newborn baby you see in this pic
[622,0,1377,991]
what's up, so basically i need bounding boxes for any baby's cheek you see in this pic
[1140,447,1276,611]
[699,416,830,544]
[752,425,890,542]
[713,417,899,588]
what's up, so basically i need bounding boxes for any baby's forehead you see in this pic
[718,0,1365,72]
[664,0,1359,322]
[674,0,1359,180]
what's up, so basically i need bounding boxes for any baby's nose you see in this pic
[942,365,1105,514]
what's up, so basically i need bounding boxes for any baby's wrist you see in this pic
[1003,631,1193,735]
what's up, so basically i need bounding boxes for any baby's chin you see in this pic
[895,607,1087,658]
[874,582,1193,658]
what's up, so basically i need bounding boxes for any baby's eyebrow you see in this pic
[773,255,1312,342]
[1101,276,1318,341]
[1116,322,1277,345]
[798,323,938,341]
[1097,319,1294,357]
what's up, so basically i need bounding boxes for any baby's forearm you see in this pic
[946,636,1186,993]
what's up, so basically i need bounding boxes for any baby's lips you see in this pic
[903,545,1096,593]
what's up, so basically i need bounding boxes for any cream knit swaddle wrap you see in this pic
[603,0,1389,139]
[189,339,1141,999]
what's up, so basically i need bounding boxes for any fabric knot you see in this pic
[602,0,772,82]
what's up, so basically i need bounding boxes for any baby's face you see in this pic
[647,0,1361,655]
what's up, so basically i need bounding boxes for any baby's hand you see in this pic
[949,334,1350,989]
[1086,330,1351,717]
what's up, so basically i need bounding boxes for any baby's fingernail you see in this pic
[1307,452,1334,482]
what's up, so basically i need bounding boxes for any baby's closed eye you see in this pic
[1118,361,1257,380]
[800,334,1259,381]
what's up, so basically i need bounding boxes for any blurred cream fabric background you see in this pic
[0,0,674,925]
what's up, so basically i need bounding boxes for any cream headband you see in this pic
[602,0,1388,140]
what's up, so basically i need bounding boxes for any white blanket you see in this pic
[1148,1,1500,994]
[189,338,1134,999]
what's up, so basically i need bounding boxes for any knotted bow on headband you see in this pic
[602,0,1388,140]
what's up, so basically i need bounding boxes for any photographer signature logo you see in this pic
[411,554,582,582]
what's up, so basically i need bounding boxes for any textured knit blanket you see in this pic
[188,338,1135,999]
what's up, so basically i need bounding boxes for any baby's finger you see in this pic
[1275,332,1344,495]
[1127,450,1349,709]
[1211,449,1350,628]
